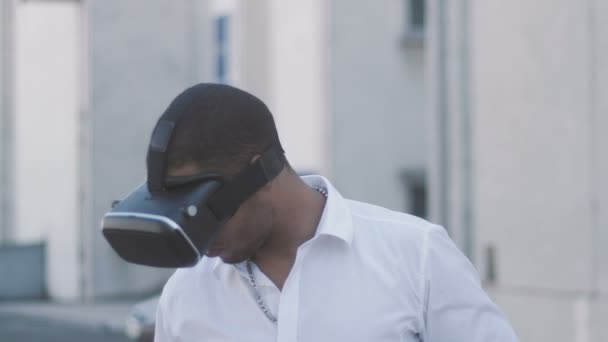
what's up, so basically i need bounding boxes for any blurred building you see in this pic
[2,0,606,341]
[205,0,427,214]
[0,0,425,302]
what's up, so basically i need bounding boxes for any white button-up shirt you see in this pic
[155,175,519,341]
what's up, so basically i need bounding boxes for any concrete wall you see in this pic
[229,0,426,210]
[12,1,82,301]
[426,0,475,252]
[0,0,6,242]
[470,2,602,339]
[265,0,329,175]
[87,0,207,298]
[237,0,272,105]
[594,0,608,296]
[593,0,608,339]
[0,0,14,243]
[222,0,329,174]
[329,0,426,212]
[429,0,608,340]
[472,0,594,294]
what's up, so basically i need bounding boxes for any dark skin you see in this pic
[168,161,326,290]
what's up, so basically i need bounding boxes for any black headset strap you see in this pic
[147,90,196,193]
[207,144,284,220]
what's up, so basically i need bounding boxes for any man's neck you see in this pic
[251,175,326,290]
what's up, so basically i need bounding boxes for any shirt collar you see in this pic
[210,174,353,278]
[301,175,353,245]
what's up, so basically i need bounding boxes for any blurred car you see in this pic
[125,295,159,342]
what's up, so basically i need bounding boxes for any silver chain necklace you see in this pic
[246,187,328,323]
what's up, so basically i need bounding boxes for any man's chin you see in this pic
[219,253,249,265]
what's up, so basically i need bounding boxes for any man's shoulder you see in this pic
[346,199,434,234]
[344,199,441,255]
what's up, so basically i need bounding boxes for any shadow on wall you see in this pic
[400,168,427,219]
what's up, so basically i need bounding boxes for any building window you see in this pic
[400,169,427,219]
[214,15,229,83]
[402,0,425,47]
[409,0,425,33]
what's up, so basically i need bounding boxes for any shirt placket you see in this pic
[276,243,312,342]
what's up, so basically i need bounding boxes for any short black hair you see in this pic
[164,83,284,178]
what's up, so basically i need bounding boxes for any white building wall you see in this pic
[470,3,597,339]
[426,0,474,252]
[237,0,272,106]
[13,1,83,301]
[429,0,608,340]
[192,0,424,212]
[215,0,328,174]
[594,0,608,296]
[0,0,13,243]
[592,0,608,340]
[266,0,329,175]
[329,0,426,212]
[88,0,207,298]
[472,0,594,294]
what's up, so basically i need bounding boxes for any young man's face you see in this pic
[204,190,275,264]
[168,157,277,264]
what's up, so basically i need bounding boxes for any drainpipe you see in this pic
[436,0,449,231]
[0,0,15,244]
[460,0,474,261]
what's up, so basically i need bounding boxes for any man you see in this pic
[154,83,519,341]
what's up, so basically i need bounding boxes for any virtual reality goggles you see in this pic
[101,109,284,268]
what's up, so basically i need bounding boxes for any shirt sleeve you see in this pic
[420,225,519,342]
[154,293,173,342]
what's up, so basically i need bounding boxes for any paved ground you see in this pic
[0,313,131,342]
[0,301,138,342]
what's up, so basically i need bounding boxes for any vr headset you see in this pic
[101,99,285,268]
